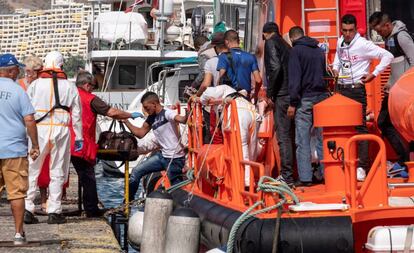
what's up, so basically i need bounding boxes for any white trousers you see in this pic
[25,126,71,214]
[225,98,259,186]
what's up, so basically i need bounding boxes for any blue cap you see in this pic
[0,54,25,68]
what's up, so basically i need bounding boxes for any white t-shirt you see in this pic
[145,108,185,158]
[204,56,220,87]
[200,85,237,105]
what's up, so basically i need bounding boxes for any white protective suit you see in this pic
[25,52,82,214]
[200,85,260,186]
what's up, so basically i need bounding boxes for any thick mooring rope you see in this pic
[226,176,300,253]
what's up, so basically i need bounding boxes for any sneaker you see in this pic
[275,175,294,187]
[357,167,366,182]
[294,181,313,187]
[24,210,39,224]
[47,213,66,224]
[387,163,406,178]
[14,232,27,245]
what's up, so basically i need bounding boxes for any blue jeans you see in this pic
[129,152,185,200]
[295,93,329,182]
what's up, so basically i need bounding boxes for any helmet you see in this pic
[44,51,64,69]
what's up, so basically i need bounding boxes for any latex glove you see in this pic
[74,140,83,152]
[131,112,144,119]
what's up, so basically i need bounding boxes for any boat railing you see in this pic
[186,99,268,209]
[344,134,388,209]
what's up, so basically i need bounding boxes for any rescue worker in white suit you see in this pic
[197,84,260,186]
[24,51,83,224]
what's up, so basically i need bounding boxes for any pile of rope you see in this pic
[226,176,300,253]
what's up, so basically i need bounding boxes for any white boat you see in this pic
[87,0,246,175]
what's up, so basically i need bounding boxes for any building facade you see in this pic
[0,0,110,60]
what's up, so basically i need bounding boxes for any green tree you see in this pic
[63,54,85,78]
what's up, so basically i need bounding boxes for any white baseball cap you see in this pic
[44,51,64,69]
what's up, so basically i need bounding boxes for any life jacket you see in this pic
[35,69,70,123]
[70,88,98,164]
[17,78,28,91]
[387,30,414,62]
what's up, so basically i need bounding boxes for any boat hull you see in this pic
[171,189,355,253]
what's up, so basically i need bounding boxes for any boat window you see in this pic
[119,65,136,86]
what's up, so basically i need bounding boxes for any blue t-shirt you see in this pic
[0,77,35,159]
[216,48,259,93]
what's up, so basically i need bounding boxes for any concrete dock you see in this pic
[0,170,122,252]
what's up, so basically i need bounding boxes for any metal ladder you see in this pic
[301,0,340,40]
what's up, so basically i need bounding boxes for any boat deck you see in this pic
[0,169,121,252]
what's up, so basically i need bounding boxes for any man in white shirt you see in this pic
[197,32,227,96]
[333,14,394,180]
[124,92,188,200]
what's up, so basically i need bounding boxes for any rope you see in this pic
[101,0,124,92]
[166,169,195,193]
[103,197,146,217]
[185,101,226,204]
[226,176,300,253]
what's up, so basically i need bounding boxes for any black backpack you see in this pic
[219,52,238,88]
[393,29,414,63]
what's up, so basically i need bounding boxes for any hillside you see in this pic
[6,0,90,11]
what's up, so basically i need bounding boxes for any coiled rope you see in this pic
[226,176,300,253]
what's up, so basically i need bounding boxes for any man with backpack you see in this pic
[369,12,414,167]
[24,51,83,224]
[262,22,294,186]
[216,30,262,101]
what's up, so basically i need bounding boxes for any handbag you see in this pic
[97,120,139,161]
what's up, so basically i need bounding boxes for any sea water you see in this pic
[95,162,140,252]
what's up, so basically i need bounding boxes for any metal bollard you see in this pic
[165,207,200,253]
[141,190,173,253]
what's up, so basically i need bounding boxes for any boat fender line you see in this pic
[165,207,201,253]
[141,190,173,253]
[166,169,195,194]
[104,197,145,216]
[226,176,300,253]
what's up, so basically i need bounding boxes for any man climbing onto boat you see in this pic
[71,71,143,217]
[124,92,188,200]
[369,12,414,170]
[287,26,329,186]
[333,14,394,181]
[193,35,219,144]
[196,32,228,144]
[196,84,260,187]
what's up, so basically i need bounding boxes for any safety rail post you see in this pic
[240,160,265,207]
[187,101,203,174]
[344,134,388,209]
[222,100,244,204]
